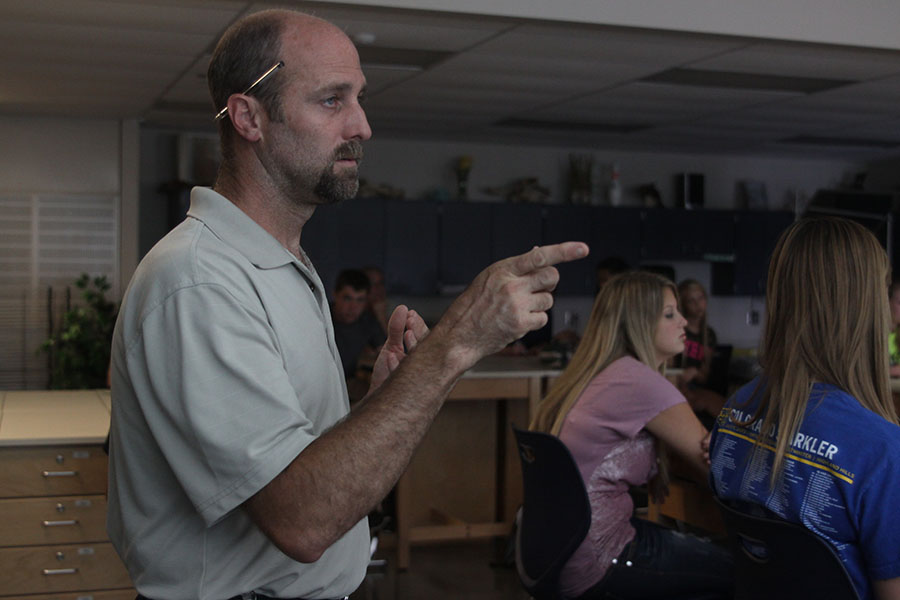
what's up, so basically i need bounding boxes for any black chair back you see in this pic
[706,344,732,397]
[512,425,591,600]
[714,496,860,600]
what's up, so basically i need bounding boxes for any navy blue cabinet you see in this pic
[302,197,386,293]
[732,210,794,295]
[543,205,596,295]
[542,205,644,295]
[590,207,643,274]
[306,199,792,299]
[385,200,439,295]
[300,202,340,292]
[641,209,734,261]
[491,203,544,262]
[439,202,492,292]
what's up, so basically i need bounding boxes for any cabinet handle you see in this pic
[42,470,78,477]
[43,519,78,527]
[42,568,79,576]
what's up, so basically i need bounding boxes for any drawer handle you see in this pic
[43,519,79,527]
[43,568,79,576]
[42,470,78,477]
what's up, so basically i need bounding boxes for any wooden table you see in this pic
[393,355,560,569]
[0,389,110,446]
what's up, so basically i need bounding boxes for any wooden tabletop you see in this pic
[0,389,110,446]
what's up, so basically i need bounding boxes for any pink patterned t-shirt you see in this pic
[557,356,686,597]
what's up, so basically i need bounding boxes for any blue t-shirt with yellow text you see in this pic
[710,379,900,599]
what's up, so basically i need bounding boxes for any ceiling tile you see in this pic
[2,0,900,159]
[689,41,900,80]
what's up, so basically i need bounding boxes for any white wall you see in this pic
[0,116,121,194]
[0,115,140,297]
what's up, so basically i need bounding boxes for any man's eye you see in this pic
[323,96,338,107]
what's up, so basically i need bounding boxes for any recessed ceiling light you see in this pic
[357,47,452,71]
[353,31,377,45]
[642,68,854,94]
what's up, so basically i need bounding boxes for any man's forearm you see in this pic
[243,328,466,562]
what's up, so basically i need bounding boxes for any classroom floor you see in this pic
[350,539,530,600]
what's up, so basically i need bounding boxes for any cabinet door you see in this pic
[302,198,386,293]
[732,211,794,295]
[300,203,340,292]
[440,202,492,292]
[336,198,385,274]
[490,203,543,262]
[590,207,643,273]
[385,200,439,295]
[641,209,734,260]
[543,205,595,295]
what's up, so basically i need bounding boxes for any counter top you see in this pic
[461,355,562,379]
[0,357,560,447]
[0,389,110,446]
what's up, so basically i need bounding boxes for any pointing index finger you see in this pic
[509,242,589,275]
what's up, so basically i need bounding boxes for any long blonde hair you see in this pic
[530,271,676,436]
[740,216,898,486]
[677,279,711,351]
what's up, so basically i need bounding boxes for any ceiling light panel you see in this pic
[480,23,744,65]
[688,41,900,80]
[642,68,854,93]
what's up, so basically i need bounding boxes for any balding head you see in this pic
[208,10,348,162]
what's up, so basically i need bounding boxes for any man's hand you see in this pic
[368,305,428,392]
[434,242,588,371]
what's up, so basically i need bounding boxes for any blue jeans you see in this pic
[575,518,734,600]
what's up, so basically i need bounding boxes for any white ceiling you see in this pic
[3,0,900,160]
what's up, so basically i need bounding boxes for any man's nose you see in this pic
[346,102,372,141]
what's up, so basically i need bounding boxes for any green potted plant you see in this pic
[41,273,118,389]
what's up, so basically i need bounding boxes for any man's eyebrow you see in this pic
[312,82,367,96]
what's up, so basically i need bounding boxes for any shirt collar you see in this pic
[187,186,298,270]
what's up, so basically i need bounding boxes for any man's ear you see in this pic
[227,94,264,143]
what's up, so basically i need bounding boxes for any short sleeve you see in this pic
[126,283,317,525]
[581,357,686,440]
[858,449,900,581]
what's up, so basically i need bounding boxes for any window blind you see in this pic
[0,194,118,389]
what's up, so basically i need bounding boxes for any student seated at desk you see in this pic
[709,217,900,600]
[331,269,386,401]
[671,279,726,425]
[531,271,733,600]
